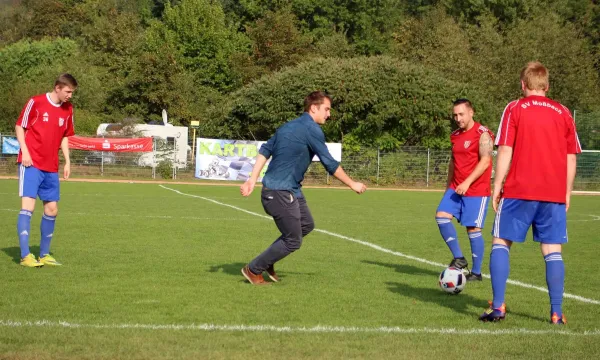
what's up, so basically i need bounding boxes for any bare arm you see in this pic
[15,125,33,167]
[566,154,577,211]
[61,137,71,179]
[240,154,269,197]
[456,132,493,195]
[332,166,366,194]
[492,145,513,211]
[446,157,454,189]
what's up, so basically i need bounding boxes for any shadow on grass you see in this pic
[2,246,41,264]
[386,281,488,316]
[208,262,315,282]
[361,260,440,277]
[385,281,548,323]
[362,261,547,323]
[208,262,248,276]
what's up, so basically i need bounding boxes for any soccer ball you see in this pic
[439,267,467,294]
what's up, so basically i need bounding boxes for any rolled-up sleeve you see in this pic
[307,124,339,175]
[259,132,276,158]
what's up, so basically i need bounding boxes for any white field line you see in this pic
[160,185,600,305]
[1,320,599,336]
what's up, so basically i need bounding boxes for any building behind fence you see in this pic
[1,133,599,191]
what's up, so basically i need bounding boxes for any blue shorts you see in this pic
[492,198,567,244]
[436,189,490,228]
[18,164,60,202]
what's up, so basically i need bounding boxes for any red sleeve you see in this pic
[562,106,582,154]
[16,98,36,128]
[495,100,518,147]
[65,107,75,137]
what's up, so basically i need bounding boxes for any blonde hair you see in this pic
[520,62,549,91]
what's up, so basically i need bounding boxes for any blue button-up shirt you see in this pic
[259,112,340,198]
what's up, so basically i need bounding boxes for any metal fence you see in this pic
[1,134,599,190]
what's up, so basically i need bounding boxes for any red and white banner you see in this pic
[68,136,153,152]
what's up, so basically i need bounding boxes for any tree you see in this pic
[231,8,314,84]
[203,56,496,149]
[145,0,248,92]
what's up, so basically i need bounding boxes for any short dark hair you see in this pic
[55,73,78,89]
[452,98,473,110]
[304,91,332,112]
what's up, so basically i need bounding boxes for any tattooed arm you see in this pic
[454,132,493,195]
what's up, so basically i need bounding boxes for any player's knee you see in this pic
[287,236,303,252]
[541,243,562,256]
[492,238,512,247]
[21,197,36,212]
[435,211,452,219]
[302,221,315,237]
[44,204,58,216]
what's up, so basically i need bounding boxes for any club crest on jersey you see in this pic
[43,112,49,122]
[59,117,65,127]
[464,140,471,148]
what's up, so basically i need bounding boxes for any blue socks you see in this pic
[544,252,565,317]
[18,209,33,258]
[489,247,565,317]
[40,213,56,257]
[490,244,510,309]
[17,210,58,259]
[468,231,484,275]
[436,217,463,259]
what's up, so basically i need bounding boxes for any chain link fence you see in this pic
[1,134,599,191]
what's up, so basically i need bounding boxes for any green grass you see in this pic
[0,179,599,359]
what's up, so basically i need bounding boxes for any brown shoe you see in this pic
[242,265,270,285]
[266,265,280,282]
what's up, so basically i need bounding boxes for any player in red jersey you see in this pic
[436,99,494,281]
[15,74,77,267]
[480,62,581,324]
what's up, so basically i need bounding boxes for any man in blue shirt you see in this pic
[240,91,367,285]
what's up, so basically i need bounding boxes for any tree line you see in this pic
[0,0,599,149]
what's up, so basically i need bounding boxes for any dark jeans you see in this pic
[248,188,315,274]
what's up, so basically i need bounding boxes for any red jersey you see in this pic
[16,93,75,172]
[495,95,581,203]
[450,122,495,196]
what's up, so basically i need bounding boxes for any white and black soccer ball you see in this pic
[439,267,467,294]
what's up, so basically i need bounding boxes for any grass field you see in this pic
[0,179,599,359]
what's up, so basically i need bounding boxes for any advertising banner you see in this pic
[68,136,153,152]
[1,136,19,154]
[195,138,342,181]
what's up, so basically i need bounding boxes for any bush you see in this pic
[156,160,173,179]
[204,56,499,149]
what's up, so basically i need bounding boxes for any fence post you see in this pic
[152,137,156,179]
[426,148,430,187]
[172,140,177,179]
[101,136,104,176]
[376,148,380,185]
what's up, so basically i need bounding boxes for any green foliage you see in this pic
[204,56,496,149]
[156,159,174,179]
[221,0,403,54]
[0,38,78,79]
[393,6,600,111]
[0,38,78,132]
[314,31,355,59]
[146,0,248,91]
[576,111,600,150]
[0,0,599,146]
[231,8,314,84]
